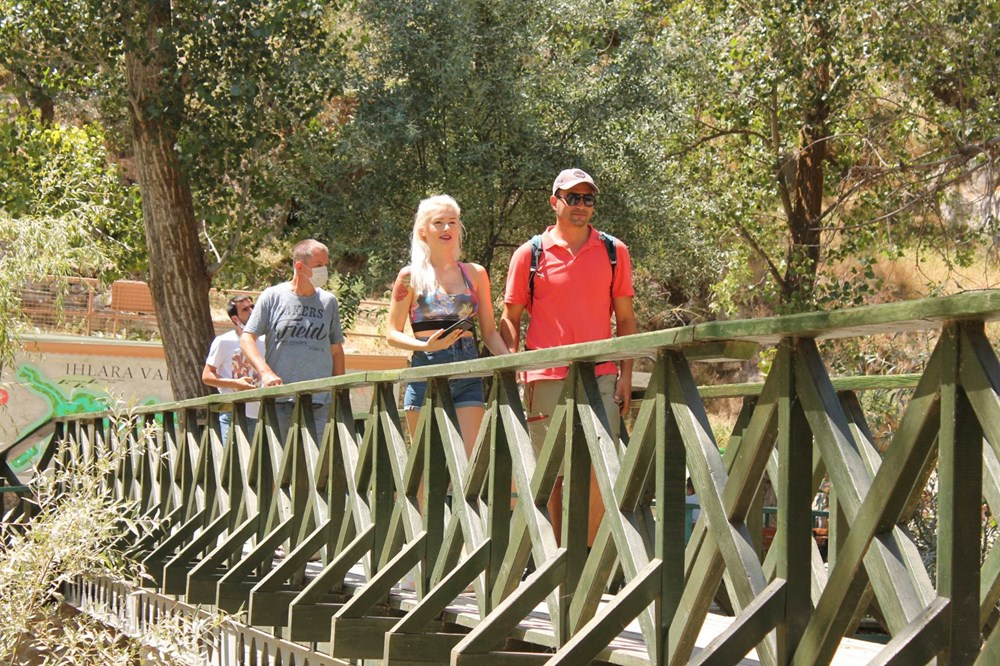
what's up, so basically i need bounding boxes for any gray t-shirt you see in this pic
[244,282,344,402]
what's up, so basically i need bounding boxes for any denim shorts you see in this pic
[403,337,484,410]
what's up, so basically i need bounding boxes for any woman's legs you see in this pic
[405,409,424,510]
[406,405,482,524]
[455,404,485,462]
[405,409,420,444]
[408,405,484,472]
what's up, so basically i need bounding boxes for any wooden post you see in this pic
[938,322,984,664]
[776,339,812,661]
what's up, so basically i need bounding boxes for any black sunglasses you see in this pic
[556,193,596,207]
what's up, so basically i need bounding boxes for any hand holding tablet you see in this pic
[440,318,475,337]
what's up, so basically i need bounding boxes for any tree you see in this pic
[282,0,718,324]
[0,111,139,374]
[647,0,1000,312]
[283,0,562,285]
[122,0,215,400]
[1,0,346,399]
[1,0,214,399]
[7,0,994,356]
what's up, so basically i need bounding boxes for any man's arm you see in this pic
[499,302,525,354]
[612,295,638,415]
[241,331,282,386]
[202,363,256,391]
[500,244,530,354]
[331,343,345,376]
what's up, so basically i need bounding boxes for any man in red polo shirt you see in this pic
[500,167,637,545]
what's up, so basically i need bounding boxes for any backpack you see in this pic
[528,231,618,306]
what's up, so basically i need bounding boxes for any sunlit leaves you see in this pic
[0,410,221,662]
[647,0,999,313]
[0,110,143,367]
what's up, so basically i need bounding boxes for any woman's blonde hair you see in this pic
[409,195,463,295]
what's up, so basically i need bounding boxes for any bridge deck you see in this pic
[336,562,884,665]
[67,562,886,666]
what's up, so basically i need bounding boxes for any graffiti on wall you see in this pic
[4,361,163,472]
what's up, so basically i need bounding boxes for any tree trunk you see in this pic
[124,0,214,400]
[782,4,831,308]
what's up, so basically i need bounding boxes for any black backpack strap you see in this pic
[528,234,543,306]
[598,231,618,294]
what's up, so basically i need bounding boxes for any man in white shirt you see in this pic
[203,295,265,444]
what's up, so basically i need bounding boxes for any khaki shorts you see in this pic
[525,373,620,472]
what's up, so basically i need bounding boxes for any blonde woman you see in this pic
[387,195,509,457]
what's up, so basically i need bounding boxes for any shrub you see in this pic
[0,409,220,665]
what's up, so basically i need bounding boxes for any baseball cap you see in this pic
[551,168,599,195]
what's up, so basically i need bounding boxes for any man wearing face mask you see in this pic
[203,295,265,445]
[241,239,346,442]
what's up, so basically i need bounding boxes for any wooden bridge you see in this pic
[4,291,1000,665]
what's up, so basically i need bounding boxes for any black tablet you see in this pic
[440,318,475,336]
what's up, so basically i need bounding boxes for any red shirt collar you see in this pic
[540,224,600,250]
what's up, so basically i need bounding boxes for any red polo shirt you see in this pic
[505,225,634,382]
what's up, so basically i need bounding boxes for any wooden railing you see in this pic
[4,291,1000,665]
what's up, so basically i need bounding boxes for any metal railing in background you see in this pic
[15,276,391,342]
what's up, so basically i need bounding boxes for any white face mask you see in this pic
[308,266,329,289]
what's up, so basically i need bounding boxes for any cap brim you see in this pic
[552,178,599,194]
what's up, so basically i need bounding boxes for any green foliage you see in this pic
[0,0,123,121]
[0,410,226,664]
[0,108,143,271]
[331,270,366,330]
[4,0,999,334]
[647,0,1000,313]
[0,412,149,663]
[902,471,998,585]
[285,0,559,287]
[174,0,349,282]
[277,0,725,314]
[0,0,349,285]
[0,109,140,371]
[815,259,884,309]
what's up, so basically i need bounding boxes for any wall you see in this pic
[1,334,406,476]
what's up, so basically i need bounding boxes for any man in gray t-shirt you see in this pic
[241,239,345,442]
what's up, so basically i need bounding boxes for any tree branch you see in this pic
[663,123,771,161]
[769,86,795,223]
[731,217,785,290]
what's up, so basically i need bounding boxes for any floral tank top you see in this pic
[409,263,479,332]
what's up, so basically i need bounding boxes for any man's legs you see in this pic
[273,400,329,447]
[273,402,295,446]
[526,374,620,545]
[590,374,620,544]
[218,411,232,446]
[220,411,259,445]
[312,403,330,443]
[526,379,566,541]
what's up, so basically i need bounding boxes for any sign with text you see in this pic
[0,336,171,473]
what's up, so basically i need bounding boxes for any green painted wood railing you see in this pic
[4,290,1000,665]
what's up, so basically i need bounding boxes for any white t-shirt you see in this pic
[205,329,265,419]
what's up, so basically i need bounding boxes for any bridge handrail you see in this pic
[5,290,1000,665]
[43,289,999,421]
